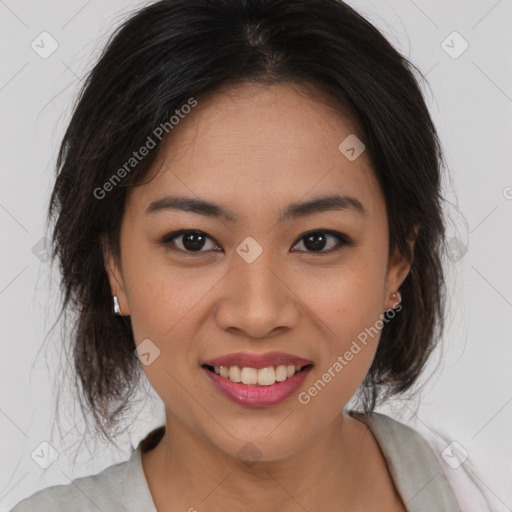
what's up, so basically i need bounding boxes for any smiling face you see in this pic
[105,82,412,461]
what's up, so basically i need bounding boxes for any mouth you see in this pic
[201,363,313,386]
[200,352,314,407]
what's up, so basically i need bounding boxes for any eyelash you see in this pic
[159,229,352,256]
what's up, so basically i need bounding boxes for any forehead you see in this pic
[128,82,385,221]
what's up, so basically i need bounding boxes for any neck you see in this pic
[141,410,370,512]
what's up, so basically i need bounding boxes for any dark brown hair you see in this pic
[49,0,448,443]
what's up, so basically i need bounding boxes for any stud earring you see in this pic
[390,291,402,308]
[113,295,122,316]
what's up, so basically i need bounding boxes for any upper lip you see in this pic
[202,351,313,369]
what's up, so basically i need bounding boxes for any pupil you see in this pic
[305,232,326,251]
[183,232,205,251]
[181,232,328,252]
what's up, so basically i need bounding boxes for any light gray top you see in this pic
[11,410,464,511]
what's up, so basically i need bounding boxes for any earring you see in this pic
[112,295,122,316]
[390,291,402,308]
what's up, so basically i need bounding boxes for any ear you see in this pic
[384,225,419,310]
[102,236,130,316]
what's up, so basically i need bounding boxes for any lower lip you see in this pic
[202,366,313,407]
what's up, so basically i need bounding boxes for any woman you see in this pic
[11,0,494,510]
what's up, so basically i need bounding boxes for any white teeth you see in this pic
[257,367,275,386]
[228,365,242,382]
[275,365,287,381]
[240,367,258,385]
[210,364,307,385]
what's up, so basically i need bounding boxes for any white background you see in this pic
[1,0,511,510]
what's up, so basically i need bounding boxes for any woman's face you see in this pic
[107,82,411,461]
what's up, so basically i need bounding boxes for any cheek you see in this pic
[122,259,213,413]
[126,269,203,339]
[293,272,384,416]
[299,255,386,337]
[291,248,386,388]
[122,248,225,359]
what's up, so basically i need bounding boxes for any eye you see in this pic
[160,229,351,255]
[291,230,352,254]
[161,230,221,253]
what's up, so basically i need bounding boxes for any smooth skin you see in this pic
[106,82,413,511]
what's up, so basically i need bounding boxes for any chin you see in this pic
[205,424,311,465]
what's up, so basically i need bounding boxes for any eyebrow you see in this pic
[145,194,366,222]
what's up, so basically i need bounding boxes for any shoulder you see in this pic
[10,454,132,512]
[411,422,502,512]
[348,409,495,512]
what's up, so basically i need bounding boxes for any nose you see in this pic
[214,251,301,339]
